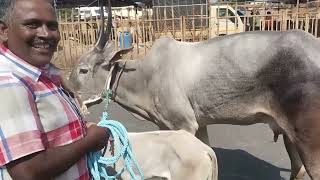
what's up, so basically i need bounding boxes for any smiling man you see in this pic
[0,0,110,179]
[1,0,60,67]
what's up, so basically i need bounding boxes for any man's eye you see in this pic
[47,23,59,31]
[25,23,39,29]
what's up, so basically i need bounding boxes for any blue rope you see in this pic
[87,90,144,180]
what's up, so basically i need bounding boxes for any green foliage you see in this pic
[58,8,73,19]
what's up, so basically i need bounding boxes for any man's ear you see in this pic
[0,21,8,44]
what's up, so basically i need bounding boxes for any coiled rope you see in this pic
[87,89,144,180]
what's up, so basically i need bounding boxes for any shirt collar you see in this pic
[0,44,43,81]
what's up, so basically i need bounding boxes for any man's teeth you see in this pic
[33,44,50,49]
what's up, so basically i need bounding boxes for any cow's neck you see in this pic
[111,58,161,125]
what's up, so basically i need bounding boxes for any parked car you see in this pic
[209,4,245,37]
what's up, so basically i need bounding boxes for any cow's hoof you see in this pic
[290,165,306,180]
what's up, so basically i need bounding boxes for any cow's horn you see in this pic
[95,0,112,50]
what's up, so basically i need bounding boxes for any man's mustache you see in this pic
[32,37,57,47]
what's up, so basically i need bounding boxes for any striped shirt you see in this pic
[0,44,89,180]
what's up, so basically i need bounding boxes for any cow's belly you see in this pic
[209,112,273,125]
[193,89,279,127]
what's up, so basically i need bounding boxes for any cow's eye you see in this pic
[79,68,89,74]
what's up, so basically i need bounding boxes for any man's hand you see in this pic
[84,123,110,152]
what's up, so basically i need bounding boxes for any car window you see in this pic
[218,8,227,17]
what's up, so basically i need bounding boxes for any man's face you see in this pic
[0,0,60,67]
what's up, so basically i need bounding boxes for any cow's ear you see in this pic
[108,46,133,64]
[101,46,133,70]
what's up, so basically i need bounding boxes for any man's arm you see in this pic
[7,124,109,180]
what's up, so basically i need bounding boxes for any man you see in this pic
[0,0,110,179]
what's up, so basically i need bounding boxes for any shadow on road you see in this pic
[214,147,290,180]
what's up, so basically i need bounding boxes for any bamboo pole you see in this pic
[315,1,319,38]
[135,9,139,55]
[271,15,274,30]
[200,3,204,41]
[245,10,248,32]
[181,16,185,41]
[150,18,155,43]
[217,2,220,35]
[253,14,256,32]
[276,15,279,31]
[77,8,84,55]
[58,11,67,69]
[306,0,310,33]
[281,10,285,31]
[311,16,315,35]
[84,13,89,50]
[143,21,146,54]
[192,5,195,41]
[149,20,153,44]
[156,7,160,33]
[65,11,72,67]
[120,9,124,49]
[296,0,300,29]
[114,10,119,51]
[225,3,229,34]
[235,0,239,33]
[71,8,78,65]
[95,11,99,44]
[164,5,168,35]
[305,13,309,32]
[171,0,175,38]
[90,14,94,46]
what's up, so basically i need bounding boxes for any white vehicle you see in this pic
[76,7,108,20]
[209,5,245,37]
[76,6,146,20]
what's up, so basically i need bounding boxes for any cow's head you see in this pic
[69,0,131,104]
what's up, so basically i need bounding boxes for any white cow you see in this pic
[104,130,218,180]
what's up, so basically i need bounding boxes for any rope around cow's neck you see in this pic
[87,69,144,179]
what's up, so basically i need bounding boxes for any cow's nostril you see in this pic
[79,69,89,74]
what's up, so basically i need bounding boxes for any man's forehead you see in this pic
[15,0,53,8]
[13,0,56,20]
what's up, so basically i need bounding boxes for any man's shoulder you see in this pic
[0,53,15,72]
[0,56,33,90]
[0,52,41,83]
[0,55,24,80]
[0,71,28,87]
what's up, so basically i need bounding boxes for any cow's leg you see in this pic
[282,87,320,180]
[295,142,320,180]
[294,126,320,180]
[283,135,306,180]
[195,126,210,145]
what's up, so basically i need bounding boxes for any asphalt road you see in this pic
[86,101,311,180]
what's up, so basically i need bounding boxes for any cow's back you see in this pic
[185,30,320,128]
[108,130,218,180]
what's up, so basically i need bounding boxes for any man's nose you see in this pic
[37,25,51,38]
